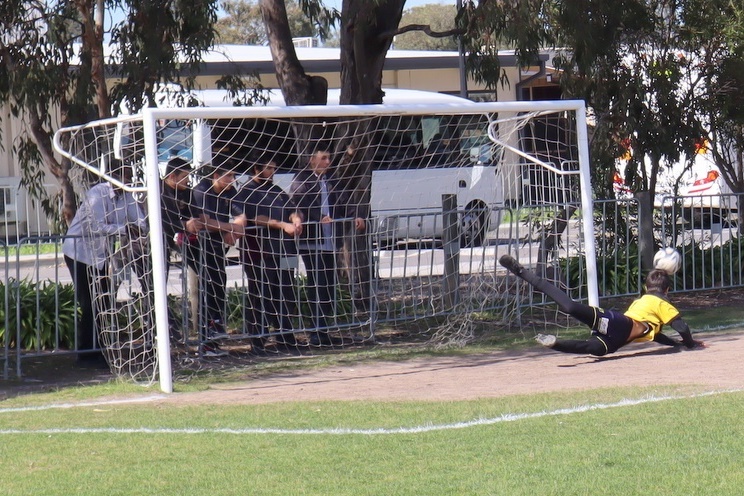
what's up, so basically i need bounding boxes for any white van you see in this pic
[118,86,503,246]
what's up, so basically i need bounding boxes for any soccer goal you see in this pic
[54,96,596,393]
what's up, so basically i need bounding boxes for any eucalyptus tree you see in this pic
[393,4,459,51]
[458,0,744,265]
[216,0,315,45]
[257,0,463,296]
[0,0,219,225]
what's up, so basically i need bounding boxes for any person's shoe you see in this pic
[308,333,344,347]
[169,326,184,344]
[499,254,525,276]
[202,343,228,358]
[205,319,230,341]
[535,334,557,348]
[249,338,269,356]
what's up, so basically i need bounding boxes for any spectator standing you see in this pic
[290,149,366,346]
[160,156,227,357]
[63,159,147,366]
[192,160,238,340]
[233,159,303,352]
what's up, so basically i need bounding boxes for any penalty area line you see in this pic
[0,395,167,415]
[1,388,741,436]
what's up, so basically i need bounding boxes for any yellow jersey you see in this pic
[624,293,680,342]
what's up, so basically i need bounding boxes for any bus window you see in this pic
[157,119,193,163]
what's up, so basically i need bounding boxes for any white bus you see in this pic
[119,87,504,246]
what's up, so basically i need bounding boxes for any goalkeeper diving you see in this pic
[499,254,706,356]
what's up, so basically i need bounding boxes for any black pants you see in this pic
[517,266,632,356]
[182,238,228,328]
[65,255,111,356]
[242,255,297,345]
[300,250,337,330]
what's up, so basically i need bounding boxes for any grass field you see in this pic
[1,373,743,494]
[1,305,742,495]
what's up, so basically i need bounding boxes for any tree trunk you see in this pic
[260,0,408,314]
[335,1,405,313]
[75,0,111,118]
[260,0,327,106]
[339,0,405,105]
[635,190,655,271]
[28,112,77,226]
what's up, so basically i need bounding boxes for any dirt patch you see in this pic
[157,331,741,406]
[2,333,741,405]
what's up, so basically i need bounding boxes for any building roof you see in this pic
[196,45,541,76]
[99,44,545,77]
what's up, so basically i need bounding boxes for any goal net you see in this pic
[54,97,594,392]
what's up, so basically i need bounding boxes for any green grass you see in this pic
[2,306,742,495]
[1,242,60,258]
[1,386,742,495]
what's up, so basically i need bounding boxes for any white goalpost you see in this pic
[54,97,596,393]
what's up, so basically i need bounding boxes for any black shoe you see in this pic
[169,326,184,344]
[499,254,525,276]
[205,319,230,341]
[249,338,268,356]
[308,333,344,347]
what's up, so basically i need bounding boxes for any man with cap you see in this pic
[161,156,229,357]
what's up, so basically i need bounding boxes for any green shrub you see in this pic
[678,238,744,288]
[562,236,744,298]
[561,244,642,299]
[0,278,77,350]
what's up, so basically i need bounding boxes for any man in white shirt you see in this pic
[63,160,147,365]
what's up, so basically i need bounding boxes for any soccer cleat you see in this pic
[499,254,524,276]
[308,333,344,347]
[535,333,557,348]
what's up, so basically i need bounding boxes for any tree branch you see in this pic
[377,23,464,42]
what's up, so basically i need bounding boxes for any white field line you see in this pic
[0,388,741,436]
[0,395,166,414]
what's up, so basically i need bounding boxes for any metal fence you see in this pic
[2,194,742,379]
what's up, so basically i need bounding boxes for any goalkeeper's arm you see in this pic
[668,317,704,348]
[652,332,680,347]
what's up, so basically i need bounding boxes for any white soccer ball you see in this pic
[653,247,682,275]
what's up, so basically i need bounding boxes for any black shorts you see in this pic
[590,308,634,353]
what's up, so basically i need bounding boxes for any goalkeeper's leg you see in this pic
[499,254,598,328]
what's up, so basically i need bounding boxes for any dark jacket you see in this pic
[161,182,200,251]
[232,179,298,260]
[192,178,237,244]
[289,170,357,250]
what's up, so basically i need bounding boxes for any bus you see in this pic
[118,87,504,246]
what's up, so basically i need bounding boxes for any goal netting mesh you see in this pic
[54,98,593,390]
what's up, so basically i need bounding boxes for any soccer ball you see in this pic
[653,247,682,275]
